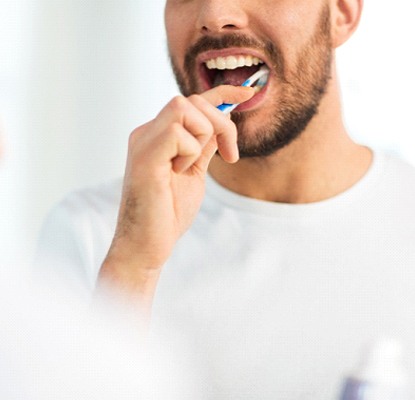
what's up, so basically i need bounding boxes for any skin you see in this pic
[98,0,371,317]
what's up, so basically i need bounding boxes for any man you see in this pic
[37,0,415,398]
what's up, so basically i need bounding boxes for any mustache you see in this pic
[183,34,285,78]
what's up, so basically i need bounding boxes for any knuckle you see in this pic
[168,95,188,113]
[169,122,183,138]
[189,138,202,156]
[128,131,136,147]
[188,94,204,105]
[197,120,214,137]
[164,122,185,145]
[128,127,143,147]
[128,121,153,147]
[193,145,202,158]
[205,124,215,137]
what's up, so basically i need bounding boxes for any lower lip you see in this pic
[234,81,269,112]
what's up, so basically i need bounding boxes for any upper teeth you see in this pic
[205,55,264,70]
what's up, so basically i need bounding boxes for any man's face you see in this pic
[165,0,333,158]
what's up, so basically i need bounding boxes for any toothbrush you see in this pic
[217,66,269,114]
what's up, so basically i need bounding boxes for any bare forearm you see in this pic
[97,253,162,316]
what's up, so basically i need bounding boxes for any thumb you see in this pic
[194,135,218,172]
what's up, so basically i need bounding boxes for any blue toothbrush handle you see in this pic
[217,103,233,112]
[217,102,238,114]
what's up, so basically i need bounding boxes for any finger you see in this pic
[194,135,218,172]
[169,124,203,174]
[201,85,255,107]
[200,85,255,163]
[187,94,239,163]
[136,121,201,173]
[156,96,215,147]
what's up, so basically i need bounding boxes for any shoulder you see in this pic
[60,178,123,212]
[52,178,123,224]
[36,179,123,291]
[382,151,415,179]
[38,178,123,255]
[379,150,415,189]
[373,150,415,207]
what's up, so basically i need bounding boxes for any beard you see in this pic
[169,4,333,158]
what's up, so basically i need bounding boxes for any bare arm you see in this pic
[96,85,254,318]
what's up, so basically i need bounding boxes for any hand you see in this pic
[98,85,254,304]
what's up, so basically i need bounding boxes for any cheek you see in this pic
[166,35,193,76]
[259,3,322,57]
[165,4,195,64]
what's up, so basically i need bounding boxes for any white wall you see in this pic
[1,0,414,266]
[0,0,177,265]
[338,0,415,158]
[0,0,33,266]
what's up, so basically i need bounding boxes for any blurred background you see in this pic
[1,0,414,267]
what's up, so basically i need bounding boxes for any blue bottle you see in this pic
[339,338,409,400]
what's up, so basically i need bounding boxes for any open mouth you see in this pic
[201,54,270,93]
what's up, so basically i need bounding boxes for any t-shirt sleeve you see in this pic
[34,195,98,301]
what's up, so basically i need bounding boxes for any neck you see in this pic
[208,72,372,204]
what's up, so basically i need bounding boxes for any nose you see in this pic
[197,1,249,35]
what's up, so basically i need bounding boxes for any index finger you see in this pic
[200,85,255,108]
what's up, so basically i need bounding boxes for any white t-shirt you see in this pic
[36,150,415,399]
